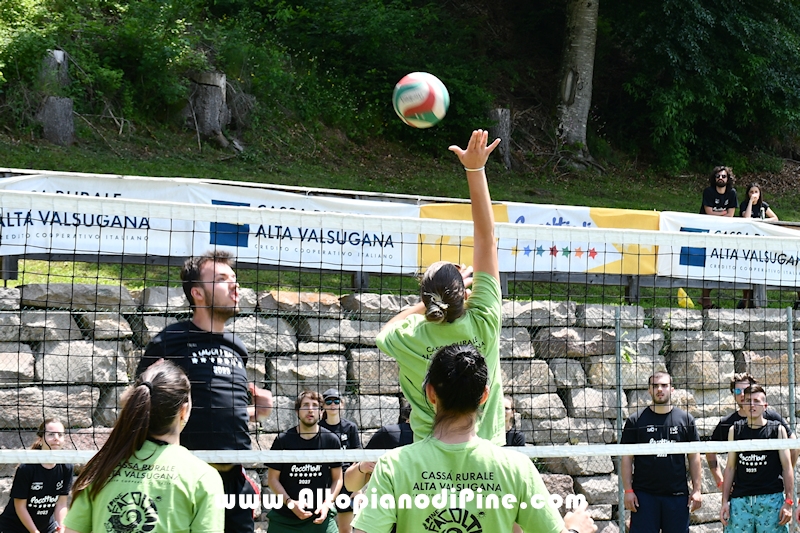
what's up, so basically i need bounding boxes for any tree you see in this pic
[556,0,599,168]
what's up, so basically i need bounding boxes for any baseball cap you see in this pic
[322,388,341,400]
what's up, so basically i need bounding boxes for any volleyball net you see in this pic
[0,177,799,475]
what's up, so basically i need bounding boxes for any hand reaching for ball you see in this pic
[449,129,501,172]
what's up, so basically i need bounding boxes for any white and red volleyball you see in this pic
[392,72,450,128]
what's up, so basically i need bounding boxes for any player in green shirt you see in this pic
[376,129,504,445]
[64,360,224,533]
[352,342,597,533]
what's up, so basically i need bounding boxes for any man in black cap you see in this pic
[319,388,361,533]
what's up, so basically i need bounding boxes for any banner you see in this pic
[658,212,800,285]
[0,174,420,274]
[499,204,660,274]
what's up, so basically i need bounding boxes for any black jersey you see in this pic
[268,427,343,520]
[0,463,73,533]
[731,420,786,498]
[366,423,414,450]
[621,407,699,495]
[138,321,251,451]
[712,409,793,441]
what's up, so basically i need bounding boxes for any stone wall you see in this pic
[0,284,797,529]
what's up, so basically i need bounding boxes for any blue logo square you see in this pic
[679,227,709,267]
[210,200,250,248]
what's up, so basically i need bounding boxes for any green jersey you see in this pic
[351,436,564,533]
[64,440,224,533]
[376,271,504,445]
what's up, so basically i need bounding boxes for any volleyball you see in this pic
[392,72,450,128]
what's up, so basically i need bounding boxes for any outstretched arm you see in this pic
[448,129,501,281]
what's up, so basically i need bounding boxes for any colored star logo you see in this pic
[549,245,558,256]
[589,248,598,259]
[511,246,519,256]
[523,245,532,256]
[575,247,584,258]
[562,247,571,257]
[536,246,544,256]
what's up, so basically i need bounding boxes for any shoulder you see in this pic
[673,407,695,423]
[319,427,342,445]
[719,411,739,424]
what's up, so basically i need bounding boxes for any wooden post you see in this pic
[36,96,75,146]
[186,71,231,147]
[488,108,512,169]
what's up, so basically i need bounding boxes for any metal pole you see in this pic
[616,306,625,533]
[788,307,796,519]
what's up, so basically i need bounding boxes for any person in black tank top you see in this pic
[720,385,793,533]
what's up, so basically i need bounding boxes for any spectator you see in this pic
[136,250,272,533]
[698,166,738,310]
[319,389,362,533]
[376,129,504,445]
[504,395,525,447]
[344,399,413,493]
[267,390,343,533]
[64,361,224,533]
[351,343,597,533]
[720,385,793,532]
[706,372,796,489]
[0,418,72,533]
[621,371,702,533]
[739,183,779,309]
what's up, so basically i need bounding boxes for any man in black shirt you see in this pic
[137,250,273,533]
[698,166,738,309]
[621,371,702,533]
[268,390,343,533]
[706,372,796,489]
[720,385,793,532]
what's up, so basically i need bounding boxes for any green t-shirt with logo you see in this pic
[351,437,565,533]
[64,440,224,533]
[376,271,504,446]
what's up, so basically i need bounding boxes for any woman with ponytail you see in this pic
[352,344,597,533]
[376,129,505,445]
[0,418,72,533]
[63,360,223,533]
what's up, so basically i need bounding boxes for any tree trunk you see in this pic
[556,0,599,167]
[36,96,74,146]
[488,108,512,169]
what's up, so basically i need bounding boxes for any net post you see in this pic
[615,306,625,533]
[788,306,796,510]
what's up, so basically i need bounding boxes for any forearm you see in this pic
[621,456,633,490]
[688,453,702,492]
[383,302,425,328]
[706,453,723,485]
[345,463,370,492]
[14,500,39,533]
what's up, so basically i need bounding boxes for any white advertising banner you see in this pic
[658,211,800,285]
[0,174,420,273]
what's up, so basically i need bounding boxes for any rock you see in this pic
[35,340,128,384]
[669,351,734,390]
[301,318,381,346]
[575,304,646,329]
[690,492,721,524]
[649,308,704,331]
[138,287,190,312]
[129,315,179,347]
[226,315,297,353]
[19,311,83,342]
[691,389,735,418]
[690,523,723,533]
[532,327,616,358]
[0,312,21,342]
[499,327,533,358]
[339,293,419,322]
[705,308,789,332]
[567,388,627,419]
[548,358,587,388]
[574,474,619,504]
[746,330,800,351]
[20,283,137,312]
[0,343,35,382]
[742,350,799,386]
[298,342,347,354]
[543,455,615,476]
[258,291,341,315]
[259,396,299,434]
[350,348,401,394]
[0,386,98,428]
[586,354,667,389]
[74,312,133,340]
[669,330,744,352]
[516,394,568,420]
[694,417,721,439]
[525,417,616,444]
[93,385,129,427]
[346,395,400,429]
[0,288,20,310]
[540,473,575,501]
[269,354,347,397]
[503,300,576,327]
[501,360,557,393]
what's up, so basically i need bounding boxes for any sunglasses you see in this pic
[325,398,341,405]
[733,388,744,395]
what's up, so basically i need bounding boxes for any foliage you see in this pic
[603,0,800,171]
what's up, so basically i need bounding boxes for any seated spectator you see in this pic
[739,182,779,309]
[504,395,525,447]
[699,166,737,310]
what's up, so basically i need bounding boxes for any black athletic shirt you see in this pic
[0,463,74,533]
[621,407,700,495]
[700,186,738,215]
[268,427,343,520]
[366,423,413,450]
[712,409,793,441]
[505,428,526,447]
[731,420,785,498]
[137,321,251,451]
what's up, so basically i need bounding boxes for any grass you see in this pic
[1,119,799,309]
